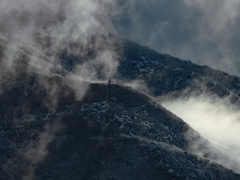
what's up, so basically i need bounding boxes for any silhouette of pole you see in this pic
[106,78,111,102]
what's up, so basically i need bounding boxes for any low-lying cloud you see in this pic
[0,0,120,104]
[162,95,240,173]
[0,0,121,178]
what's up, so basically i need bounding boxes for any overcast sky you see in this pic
[115,0,240,76]
[1,0,240,77]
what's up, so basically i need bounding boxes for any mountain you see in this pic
[59,38,240,101]
[117,40,240,103]
[0,74,239,179]
[0,39,240,179]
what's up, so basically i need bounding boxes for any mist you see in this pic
[0,1,121,179]
[3,0,240,177]
[0,0,121,104]
[162,95,240,172]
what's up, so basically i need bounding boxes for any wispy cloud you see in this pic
[0,0,120,103]
[0,1,121,178]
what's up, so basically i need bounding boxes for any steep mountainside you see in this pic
[0,38,240,179]
[116,40,240,103]
[59,39,240,101]
[0,72,239,179]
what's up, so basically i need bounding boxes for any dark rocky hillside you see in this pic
[0,72,239,179]
[0,38,240,179]
[58,38,240,101]
[116,40,240,103]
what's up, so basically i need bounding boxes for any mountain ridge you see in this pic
[0,39,240,179]
[116,39,240,103]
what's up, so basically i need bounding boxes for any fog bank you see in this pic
[162,95,240,172]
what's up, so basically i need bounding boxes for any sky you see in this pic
[1,0,240,77]
[115,0,240,76]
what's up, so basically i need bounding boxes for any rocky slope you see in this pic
[116,40,240,103]
[0,38,240,179]
[0,71,239,179]
[58,39,240,101]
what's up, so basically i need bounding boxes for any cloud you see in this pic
[161,94,240,173]
[0,0,121,104]
[115,0,240,76]
[0,1,121,177]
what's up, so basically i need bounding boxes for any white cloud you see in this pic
[162,95,240,172]
[0,0,121,103]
